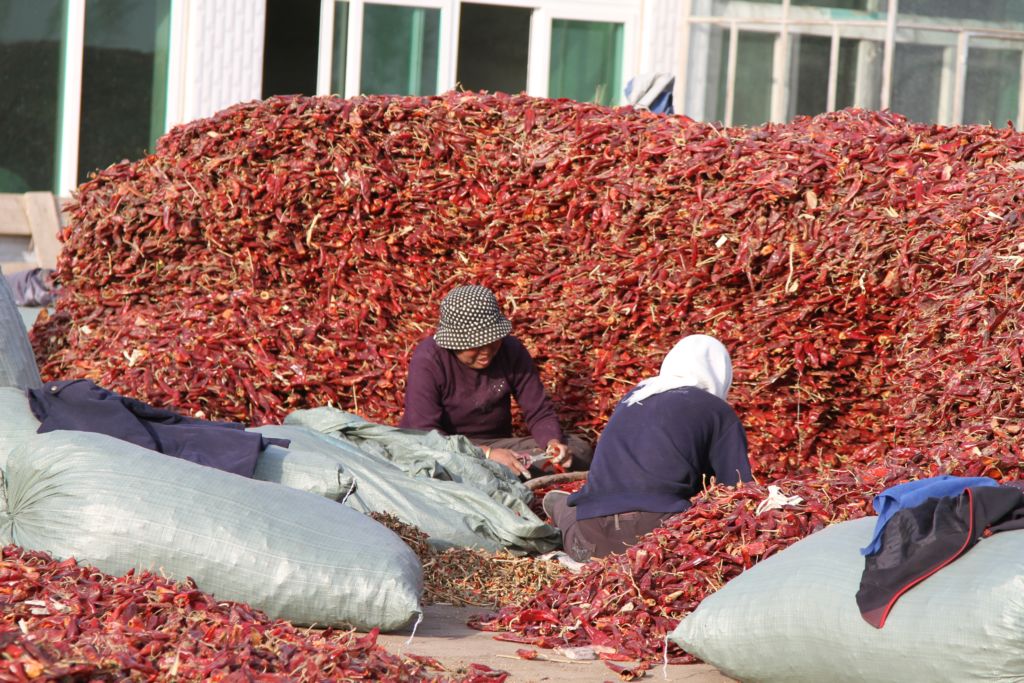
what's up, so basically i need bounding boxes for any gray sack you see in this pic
[672,516,1024,682]
[253,443,354,500]
[0,430,423,631]
[0,268,42,390]
[0,386,40,471]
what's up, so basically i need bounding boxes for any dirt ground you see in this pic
[376,604,735,682]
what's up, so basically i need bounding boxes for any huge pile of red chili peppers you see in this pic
[28,92,1024,664]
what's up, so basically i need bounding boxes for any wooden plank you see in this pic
[0,194,31,236]
[0,261,38,274]
[23,192,63,269]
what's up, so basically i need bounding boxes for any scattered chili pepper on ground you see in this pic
[0,545,504,681]
[370,512,569,608]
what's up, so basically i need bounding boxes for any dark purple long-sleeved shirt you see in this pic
[399,335,563,447]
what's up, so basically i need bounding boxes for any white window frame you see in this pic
[317,0,452,98]
[317,0,640,105]
[56,0,186,197]
[56,1,86,197]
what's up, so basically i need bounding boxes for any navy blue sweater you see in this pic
[568,386,750,519]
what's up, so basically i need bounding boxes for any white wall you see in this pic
[166,0,267,129]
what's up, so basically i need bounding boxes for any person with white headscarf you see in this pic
[543,334,751,561]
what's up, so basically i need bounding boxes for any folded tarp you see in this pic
[285,406,536,514]
[0,430,422,631]
[253,416,560,553]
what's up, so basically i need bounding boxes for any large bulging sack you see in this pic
[0,386,350,502]
[0,270,42,391]
[0,386,40,471]
[0,430,422,631]
[671,516,1024,682]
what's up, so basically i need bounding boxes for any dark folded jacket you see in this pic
[857,485,1024,628]
[27,379,287,477]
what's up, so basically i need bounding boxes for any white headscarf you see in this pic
[625,334,733,405]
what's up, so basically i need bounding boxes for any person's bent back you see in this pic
[544,334,751,561]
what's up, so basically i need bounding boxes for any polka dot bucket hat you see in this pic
[434,285,512,350]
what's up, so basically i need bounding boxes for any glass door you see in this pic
[456,2,530,95]
[77,0,172,184]
[0,0,66,192]
[263,0,321,97]
[549,18,624,106]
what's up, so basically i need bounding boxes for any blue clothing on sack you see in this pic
[567,385,750,520]
[860,474,999,556]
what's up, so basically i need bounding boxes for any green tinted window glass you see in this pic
[901,0,1024,24]
[79,0,171,182]
[790,35,865,118]
[688,24,728,123]
[330,1,350,94]
[549,19,623,106]
[361,4,440,96]
[792,34,831,117]
[965,47,1021,126]
[891,43,944,123]
[457,2,530,95]
[731,31,774,126]
[0,0,64,192]
[835,38,881,111]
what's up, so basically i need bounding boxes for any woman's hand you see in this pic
[545,440,571,468]
[484,446,531,478]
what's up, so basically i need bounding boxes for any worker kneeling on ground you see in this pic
[545,334,752,560]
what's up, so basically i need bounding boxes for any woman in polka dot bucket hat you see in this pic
[433,284,512,353]
[399,285,592,478]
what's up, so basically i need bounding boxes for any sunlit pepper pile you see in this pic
[27,91,1024,665]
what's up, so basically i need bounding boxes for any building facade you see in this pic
[2,0,1024,196]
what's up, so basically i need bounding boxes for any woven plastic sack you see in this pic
[0,386,40,471]
[0,270,42,390]
[0,430,422,631]
[671,516,1024,682]
[252,444,354,501]
[0,385,349,500]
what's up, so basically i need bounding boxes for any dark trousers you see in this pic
[474,433,593,473]
[547,493,672,562]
